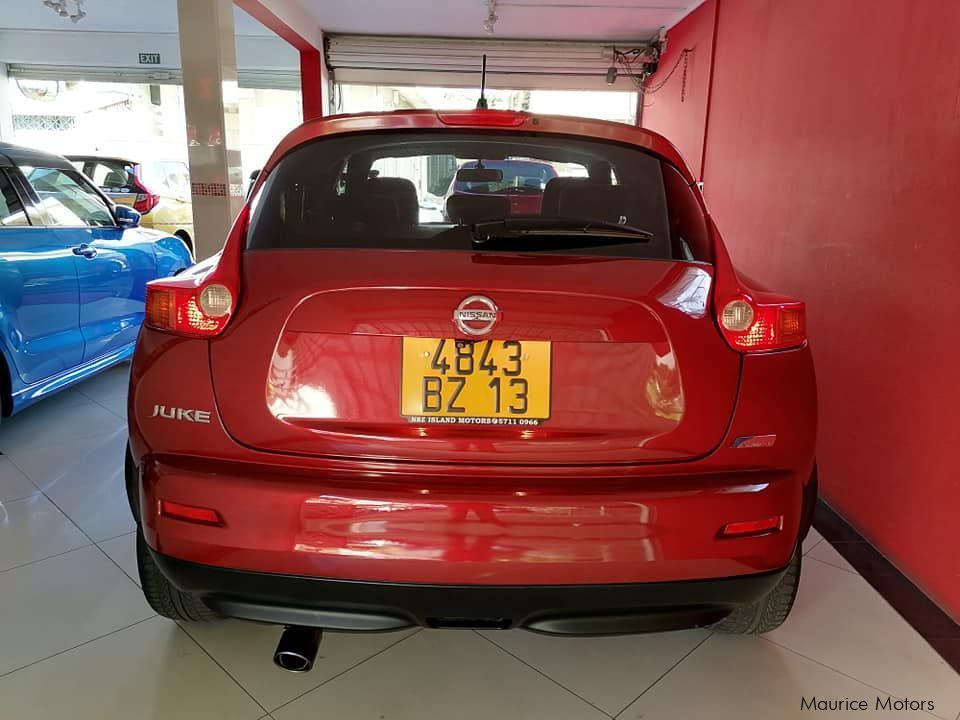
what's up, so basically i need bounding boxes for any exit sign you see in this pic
[138,53,161,65]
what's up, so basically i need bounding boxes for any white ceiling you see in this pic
[300,0,700,40]
[0,0,703,41]
[0,1,273,36]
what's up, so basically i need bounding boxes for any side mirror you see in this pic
[114,204,141,228]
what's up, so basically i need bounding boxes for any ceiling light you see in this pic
[483,0,498,34]
[42,0,86,23]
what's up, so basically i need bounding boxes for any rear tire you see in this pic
[712,547,801,634]
[136,527,219,622]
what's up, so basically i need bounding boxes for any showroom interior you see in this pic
[0,0,957,718]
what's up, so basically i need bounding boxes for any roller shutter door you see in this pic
[326,35,658,91]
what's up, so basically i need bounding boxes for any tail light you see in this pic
[718,295,806,352]
[144,206,247,338]
[132,164,160,215]
[145,281,234,337]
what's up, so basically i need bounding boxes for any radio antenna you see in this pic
[476,54,488,109]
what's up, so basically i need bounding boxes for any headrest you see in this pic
[541,177,590,217]
[446,194,510,225]
[366,177,418,227]
[333,177,419,229]
[557,185,652,228]
[103,171,129,188]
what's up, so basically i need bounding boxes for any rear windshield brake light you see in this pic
[436,110,527,126]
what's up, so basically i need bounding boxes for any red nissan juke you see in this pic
[127,109,817,670]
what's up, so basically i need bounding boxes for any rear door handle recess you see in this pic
[72,244,98,259]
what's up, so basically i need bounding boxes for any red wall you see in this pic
[648,0,960,621]
[641,0,717,179]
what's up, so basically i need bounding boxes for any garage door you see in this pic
[326,35,659,91]
[5,64,299,90]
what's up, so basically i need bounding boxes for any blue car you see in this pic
[0,143,193,416]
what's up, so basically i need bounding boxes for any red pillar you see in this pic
[300,48,323,120]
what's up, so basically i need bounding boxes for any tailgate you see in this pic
[210,249,739,465]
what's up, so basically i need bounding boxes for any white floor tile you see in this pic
[98,532,139,586]
[0,493,89,571]
[0,400,123,454]
[619,633,933,720]
[9,430,135,541]
[273,630,608,720]
[97,392,128,418]
[184,620,417,711]
[0,616,264,720]
[0,544,153,675]
[75,363,130,405]
[767,558,960,718]
[479,628,709,715]
[807,540,856,572]
[802,526,824,554]
[0,455,39,502]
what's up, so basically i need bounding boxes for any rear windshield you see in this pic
[248,130,709,261]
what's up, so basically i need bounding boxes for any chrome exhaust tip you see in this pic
[273,626,322,673]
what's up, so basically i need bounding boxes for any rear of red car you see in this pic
[128,110,816,638]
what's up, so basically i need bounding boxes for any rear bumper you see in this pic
[153,548,789,635]
[139,456,804,586]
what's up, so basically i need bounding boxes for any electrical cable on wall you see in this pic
[642,47,694,105]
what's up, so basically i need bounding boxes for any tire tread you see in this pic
[136,532,217,622]
[712,548,801,634]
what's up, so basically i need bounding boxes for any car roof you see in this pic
[259,110,694,190]
[65,154,136,164]
[0,142,76,170]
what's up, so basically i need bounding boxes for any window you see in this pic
[20,166,115,227]
[87,161,137,191]
[141,161,190,197]
[159,161,190,197]
[0,170,31,227]
[248,131,696,262]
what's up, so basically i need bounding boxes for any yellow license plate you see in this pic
[401,338,551,424]
[111,196,136,206]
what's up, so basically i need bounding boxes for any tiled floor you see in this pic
[0,363,957,719]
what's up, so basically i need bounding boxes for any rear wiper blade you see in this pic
[471,217,654,245]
